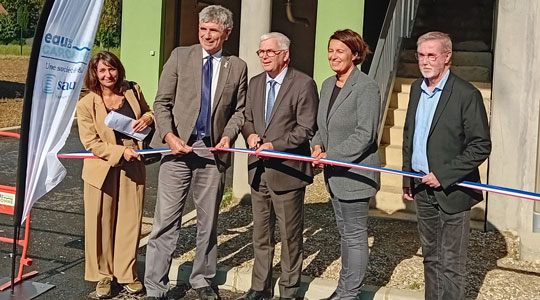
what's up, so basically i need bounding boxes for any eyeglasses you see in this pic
[414,52,447,62]
[256,49,286,58]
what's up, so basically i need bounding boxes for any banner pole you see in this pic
[11,0,56,293]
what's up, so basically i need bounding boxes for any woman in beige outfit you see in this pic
[77,51,153,298]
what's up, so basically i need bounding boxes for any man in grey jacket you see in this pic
[144,5,247,300]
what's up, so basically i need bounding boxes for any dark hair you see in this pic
[329,29,371,65]
[84,51,126,95]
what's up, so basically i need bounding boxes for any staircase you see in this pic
[373,0,495,220]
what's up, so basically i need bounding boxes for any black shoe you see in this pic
[319,291,340,300]
[195,286,218,300]
[235,288,272,300]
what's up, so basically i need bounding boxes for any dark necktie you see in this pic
[265,80,277,126]
[196,55,213,139]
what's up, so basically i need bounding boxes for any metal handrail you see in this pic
[368,0,419,145]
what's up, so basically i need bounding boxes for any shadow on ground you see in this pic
[0,80,25,98]
[167,199,511,299]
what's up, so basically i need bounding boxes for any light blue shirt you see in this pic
[265,66,288,117]
[411,70,450,173]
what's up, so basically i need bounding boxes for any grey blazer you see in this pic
[150,44,248,172]
[312,67,381,200]
[242,67,319,192]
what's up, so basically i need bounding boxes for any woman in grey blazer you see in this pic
[311,29,381,300]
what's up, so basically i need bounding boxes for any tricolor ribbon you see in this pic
[58,147,540,202]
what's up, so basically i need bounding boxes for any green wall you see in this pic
[121,0,165,105]
[313,0,365,88]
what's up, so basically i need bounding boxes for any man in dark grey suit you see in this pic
[145,5,247,300]
[402,31,491,300]
[236,32,318,300]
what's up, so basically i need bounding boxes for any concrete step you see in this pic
[373,188,411,214]
[381,169,404,187]
[384,108,407,126]
[388,92,411,110]
[402,37,491,52]
[393,78,415,94]
[414,14,493,30]
[394,78,492,100]
[383,145,403,167]
[379,144,403,167]
[381,125,404,146]
[398,63,491,83]
[400,50,492,69]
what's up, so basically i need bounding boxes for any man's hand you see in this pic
[164,132,192,155]
[255,142,274,154]
[403,187,414,201]
[422,172,441,188]
[311,145,327,168]
[213,136,231,151]
[247,134,261,149]
[123,148,141,162]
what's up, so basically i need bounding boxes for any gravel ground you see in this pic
[0,55,27,128]
[154,171,540,300]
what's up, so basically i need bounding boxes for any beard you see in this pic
[420,67,437,79]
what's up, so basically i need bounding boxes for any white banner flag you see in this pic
[23,0,104,222]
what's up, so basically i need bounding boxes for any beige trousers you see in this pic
[83,150,145,283]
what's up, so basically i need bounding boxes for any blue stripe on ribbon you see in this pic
[59,147,540,201]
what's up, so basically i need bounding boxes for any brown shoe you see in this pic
[95,277,112,298]
[124,279,144,294]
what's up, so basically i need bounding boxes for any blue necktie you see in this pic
[196,55,213,139]
[265,80,277,126]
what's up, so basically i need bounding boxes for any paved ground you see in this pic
[0,124,201,299]
[1,124,540,299]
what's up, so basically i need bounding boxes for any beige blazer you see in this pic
[150,44,248,172]
[76,82,152,189]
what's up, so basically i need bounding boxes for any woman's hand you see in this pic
[123,148,141,162]
[311,145,327,168]
[133,114,153,132]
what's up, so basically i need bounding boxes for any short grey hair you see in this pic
[199,5,233,30]
[417,31,452,53]
[260,32,291,50]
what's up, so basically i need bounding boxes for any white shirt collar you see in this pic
[266,66,288,85]
[202,48,223,60]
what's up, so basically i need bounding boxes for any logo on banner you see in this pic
[42,73,56,94]
[57,80,77,91]
[41,32,92,64]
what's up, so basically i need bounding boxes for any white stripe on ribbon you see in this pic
[58,147,540,202]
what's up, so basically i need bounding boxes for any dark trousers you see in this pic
[250,171,305,299]
[331,197,369,300]
[414,179,470,300]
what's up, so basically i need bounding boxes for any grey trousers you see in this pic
[250,171,305,299]
[414,179,470,300]
[331,197,370,300]
[144,140,224,297]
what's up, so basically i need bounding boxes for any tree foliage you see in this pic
[96,0,122,48]
[0,0,122,47]
[0,0,41,44]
